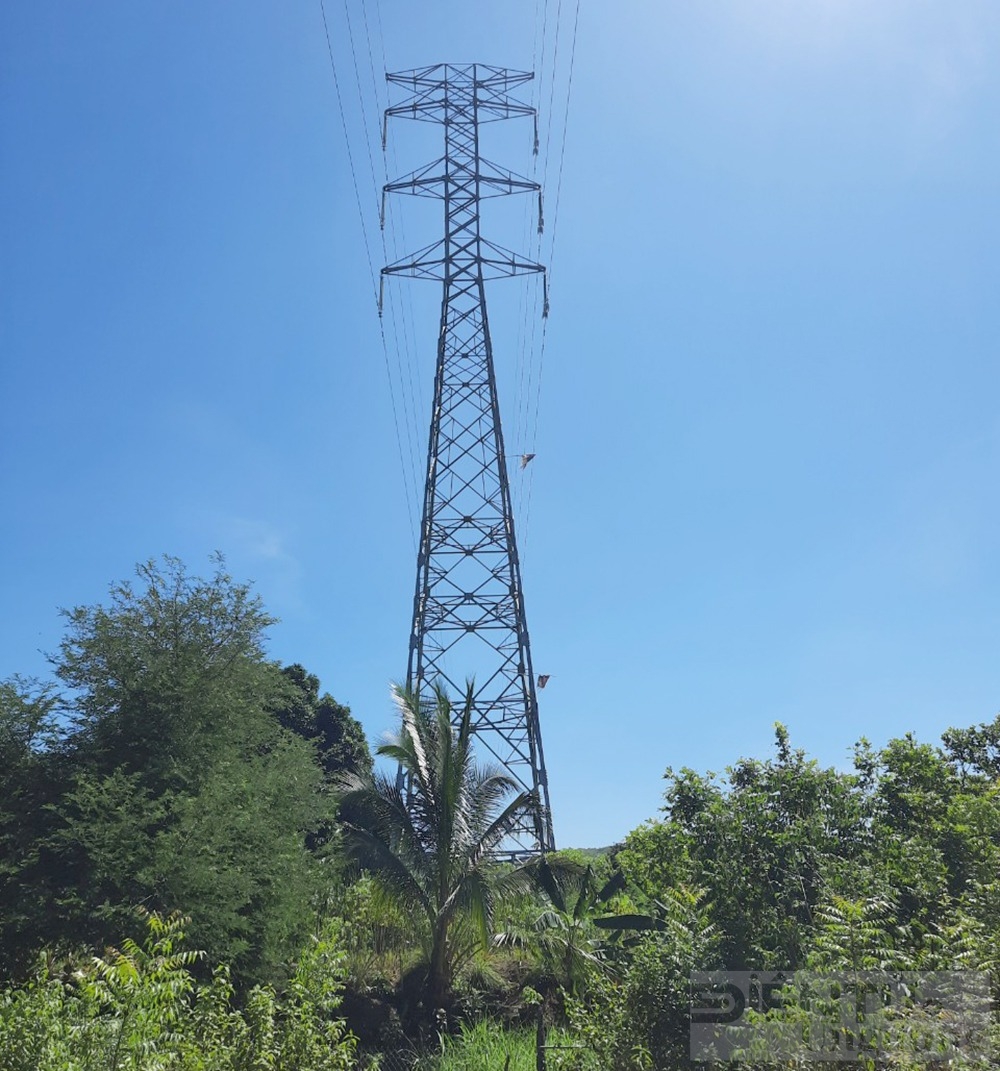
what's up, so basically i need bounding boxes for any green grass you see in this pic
[416,1019,599,1070]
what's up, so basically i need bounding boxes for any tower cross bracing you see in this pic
[381,63,554,855]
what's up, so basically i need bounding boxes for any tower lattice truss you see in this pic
[381,63,554,854]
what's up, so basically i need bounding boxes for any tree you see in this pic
[619,726,870,969]
[276,664,372,782]
[942,714,1000,780]
[335,683,539,1008]
[0,679,64,974]
[565,886,719,1071]
[38,556,329,984]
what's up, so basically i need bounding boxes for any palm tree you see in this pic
[335,683,540,1006]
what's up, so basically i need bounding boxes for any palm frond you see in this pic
[338,824,433,921]
[339,680,537,1003]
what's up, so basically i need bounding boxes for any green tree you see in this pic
[619,726,870,969]
[40,556,329,984]
[276,663,371,782]
[943,714,1000,780]
[336,683,539,1008]
[496,854,627,997]
[866,734,972,931]
[808,894,900,971]
[0,679,64,975]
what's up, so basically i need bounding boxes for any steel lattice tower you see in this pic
[380,63,554,855]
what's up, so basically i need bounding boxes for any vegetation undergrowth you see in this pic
[0,910,356,1071]
[412,1018,599,1071]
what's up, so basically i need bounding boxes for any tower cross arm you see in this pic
[476,158,541,199]
[479,238,546,279]
[383,160,448,201]
[380,241,546,283]
[386,63,533,91]
[385,99,535,124]
[380,239,447,283]
[383,157,540,201]
[383,65,535,128]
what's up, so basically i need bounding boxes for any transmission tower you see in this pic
[380,63,555,855]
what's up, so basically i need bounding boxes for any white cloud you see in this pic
[208,514,304,614]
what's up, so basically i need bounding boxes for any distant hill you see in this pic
[565,846,616,859]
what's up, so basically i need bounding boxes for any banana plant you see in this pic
[495,854,629,995]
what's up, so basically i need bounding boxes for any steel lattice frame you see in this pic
[380,64,555,855]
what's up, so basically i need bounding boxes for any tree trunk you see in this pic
[428,922,450,1007]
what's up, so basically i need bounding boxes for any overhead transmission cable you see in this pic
[520,0,582,555]
[319,0,418,547]
[340,0,423,523]
[359,1,425,503]
[512,0,552,534]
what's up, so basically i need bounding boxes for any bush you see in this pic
[0,910,357,1071]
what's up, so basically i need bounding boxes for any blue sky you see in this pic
[2,2,999,848]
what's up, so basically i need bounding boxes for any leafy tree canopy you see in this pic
[275,663,372,782]
[0,556,367,987]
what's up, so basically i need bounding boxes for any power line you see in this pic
[513,0,555,535]
[359,3,427,511]
[349,0,430,538]
[340,0,424,521]
[520,0,582,555]
[546,0,582,286]
[319,0,417,547]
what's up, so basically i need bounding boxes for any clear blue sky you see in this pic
[2,2,999,848]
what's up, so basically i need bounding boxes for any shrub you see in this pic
[0,910,357,1071]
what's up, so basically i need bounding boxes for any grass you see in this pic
[415,1018,600,1070]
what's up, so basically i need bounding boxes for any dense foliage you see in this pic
[588,723,1000,1068]
[2,557,999,1068]
[0,557,366,986]
[0,911,356,1070]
